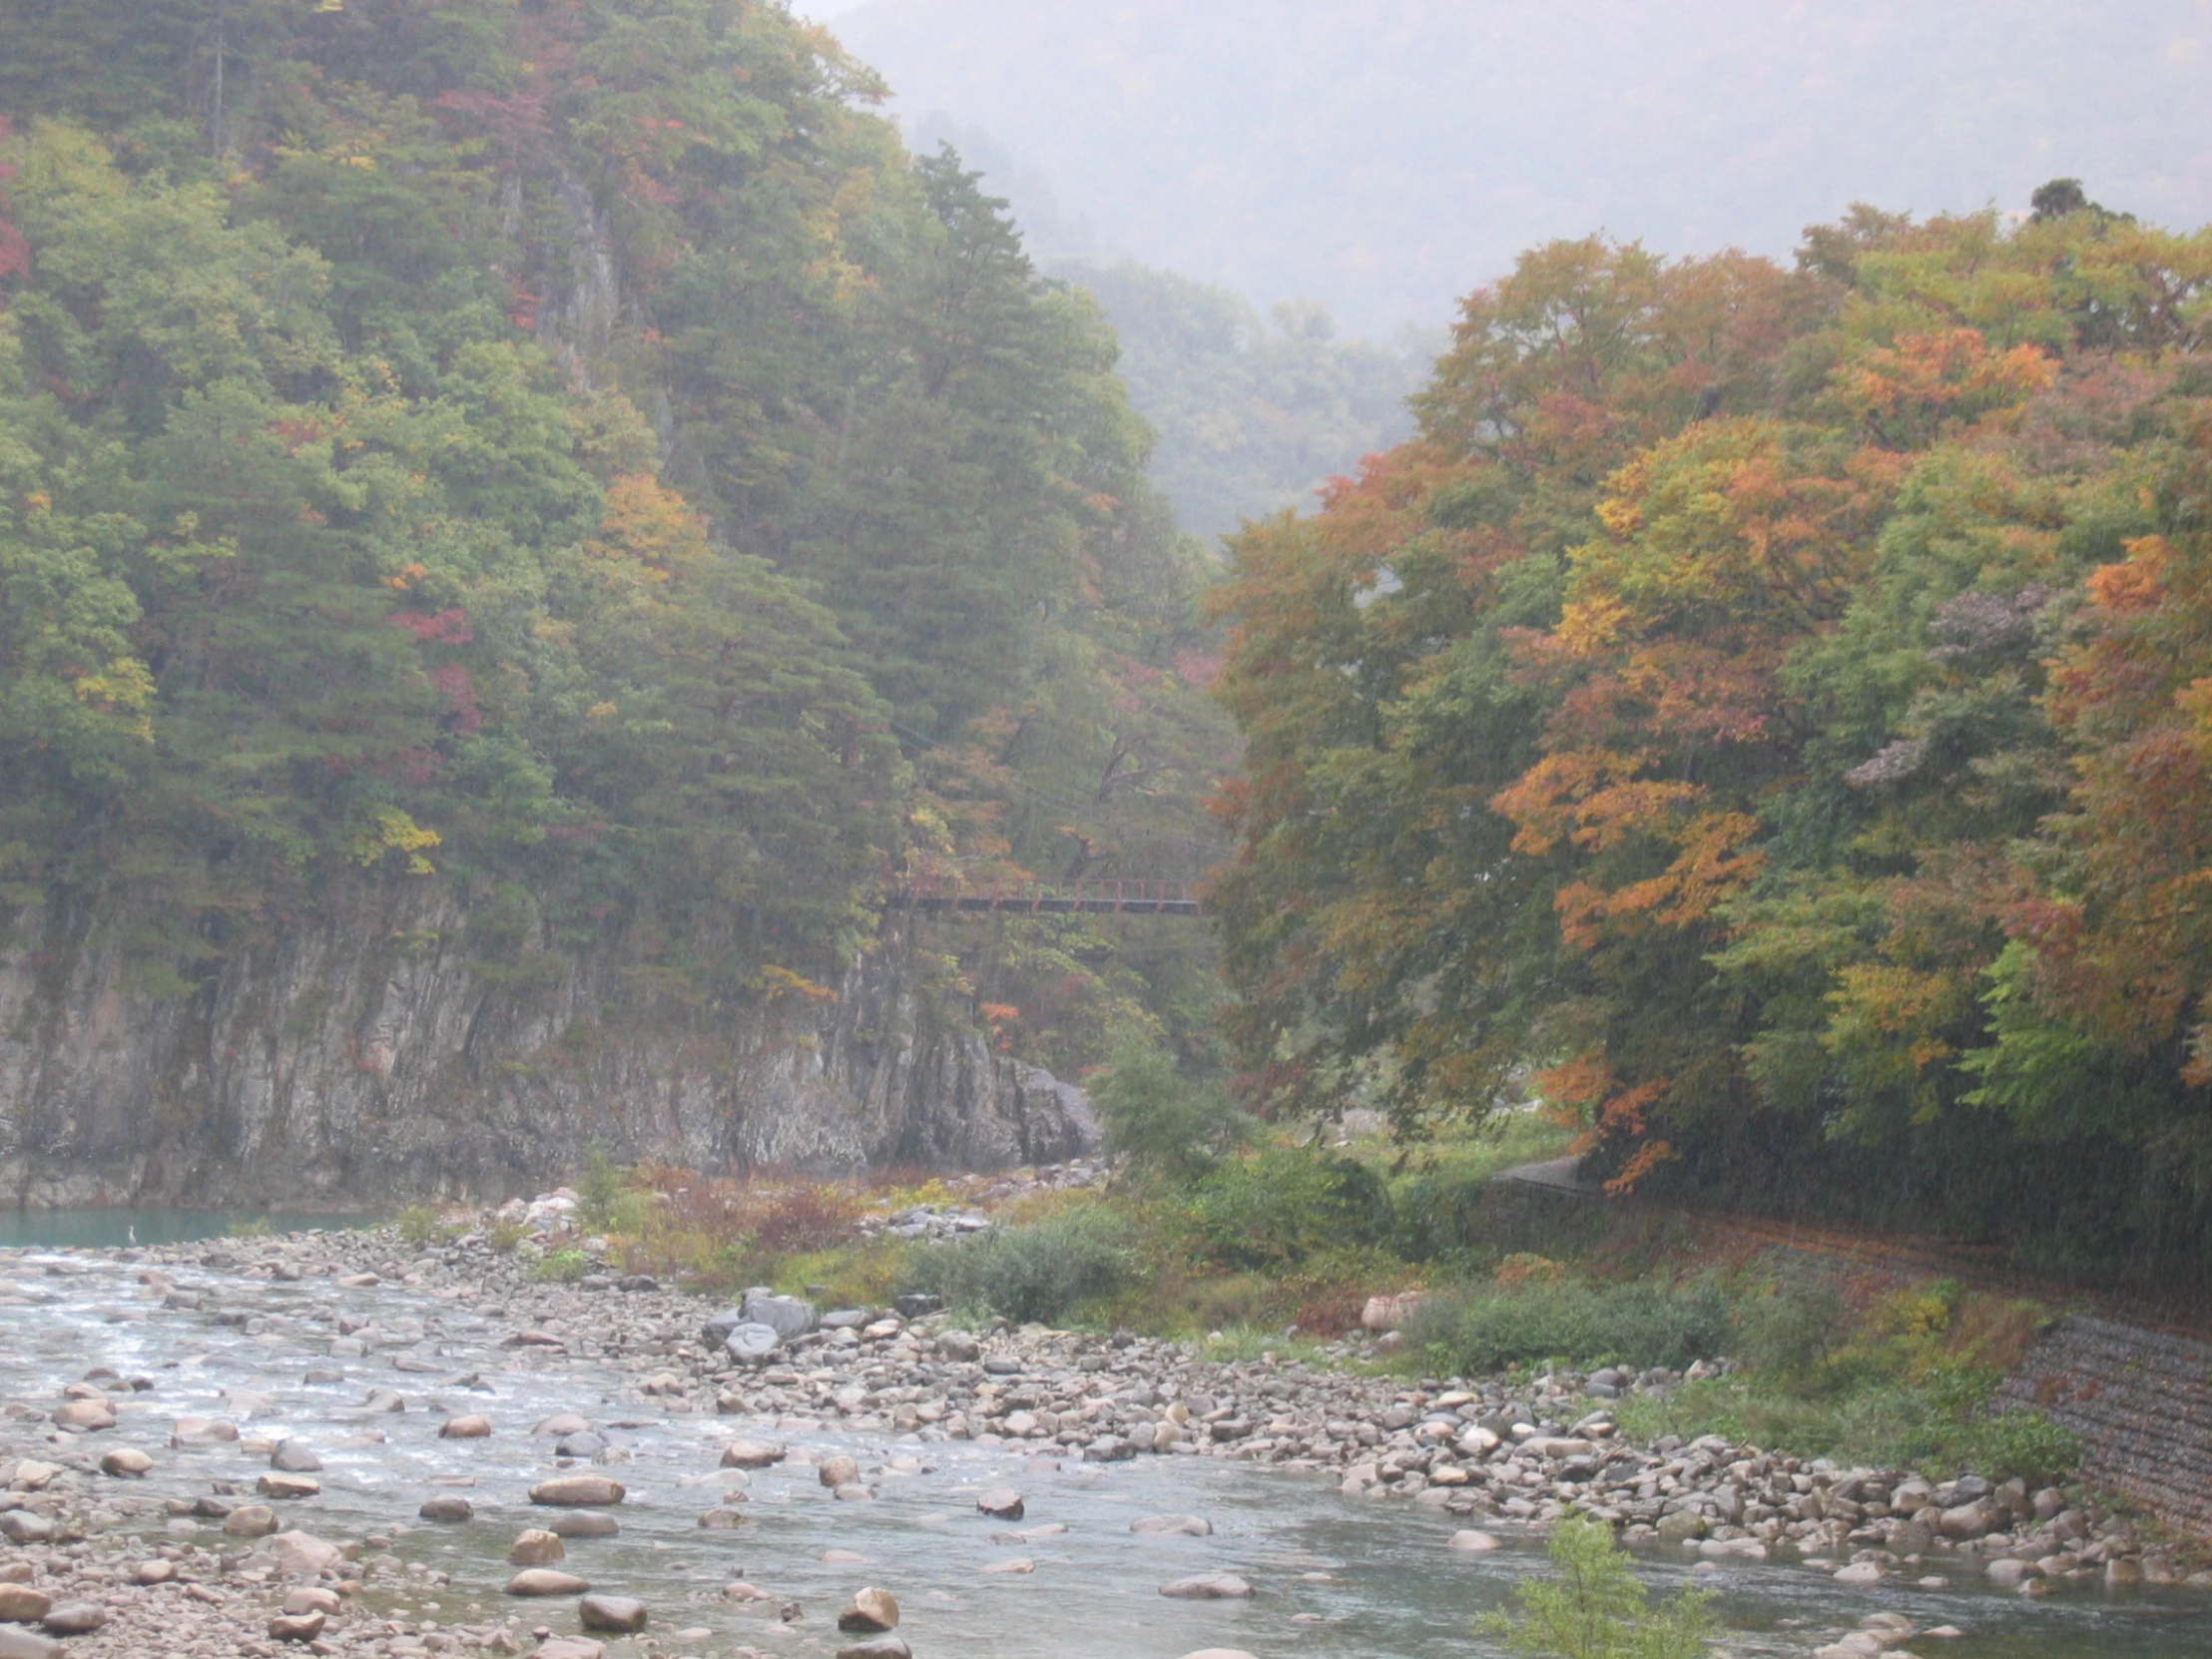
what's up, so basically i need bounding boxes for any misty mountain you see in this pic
[825,0,2212,335]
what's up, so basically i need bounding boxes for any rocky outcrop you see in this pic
[0,884,1097,1209]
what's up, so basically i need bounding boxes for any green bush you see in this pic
[1409,1279,1734,1375]
[1735,1277,1847,1380]
[532,1249,591,1283]
[576,1147,625,1231]
[1091,1028,1250,1181]
[1484,1514,1718,1659]
[1182,1148,1391,1270]
[396,1204,451,1247]
[908,1204,1134,1325]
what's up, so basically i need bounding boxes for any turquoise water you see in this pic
[0,1208,359,1249]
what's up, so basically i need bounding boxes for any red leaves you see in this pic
[387,608,474,646]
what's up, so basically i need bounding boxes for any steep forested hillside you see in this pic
[0,0,1231,1078]
[1210,198,2212,1273]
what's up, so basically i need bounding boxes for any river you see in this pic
[0,1244,2205,1658]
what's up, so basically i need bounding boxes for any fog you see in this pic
[789,0,2212,336]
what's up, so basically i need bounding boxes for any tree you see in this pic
[1484,1516,1717,1659]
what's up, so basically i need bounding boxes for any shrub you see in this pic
[396,1204,451,1247]
[908,1203,1134,1325]
[533,1249,591,1283]
[576,1146,625,1230]
[1090,1028,1249,1180]
[1182,1148,1391,1271]
[486,1219,529,1254]
[1409,1278,1734,1375]
[1736,1277,1847,1380]
[1483,1515,1718,1659]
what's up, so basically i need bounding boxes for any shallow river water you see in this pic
[2,1245,2207,1659]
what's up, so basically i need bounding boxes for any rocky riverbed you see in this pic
[0,1212,2207,1659]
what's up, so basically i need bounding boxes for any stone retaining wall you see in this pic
[1996,1315,2212,1533]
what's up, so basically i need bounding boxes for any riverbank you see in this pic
[1,1216,2207,1659]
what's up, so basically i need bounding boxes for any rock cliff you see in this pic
[0,884,1097,1209]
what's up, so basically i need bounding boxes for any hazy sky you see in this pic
[789,1,2212,338]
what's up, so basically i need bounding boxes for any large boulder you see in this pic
[742,1292,817,1341]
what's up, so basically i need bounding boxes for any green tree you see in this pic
[1483,1517,1717,1659]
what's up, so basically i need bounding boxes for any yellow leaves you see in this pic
[342,156,376,172]
[1553,594,1628,657]
[70,656,155,721]
[349,808,441,875]
[585,701,617,721]
[751,964,836,1004]
[384,561,428,592]
[586,474,711,576]
[22,491,48,513]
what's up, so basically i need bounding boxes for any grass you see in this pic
[1612,1370,2081,1485]
[1406,1275,1735,1375]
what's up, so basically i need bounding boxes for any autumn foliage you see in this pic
[1210,202,2212,1271]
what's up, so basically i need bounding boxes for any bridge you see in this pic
[891,875,1204,917]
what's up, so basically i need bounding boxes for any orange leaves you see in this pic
[1837,327,2057,446]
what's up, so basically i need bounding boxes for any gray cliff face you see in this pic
[0,885,1098,1209]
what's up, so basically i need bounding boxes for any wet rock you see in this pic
[580,1594,649,1633]
[509,1529,567,1565]
[976,1487,1025,1519]
[534,1413,595,1437]
[1449,1530,1501,1552]
[269,1609,325,1643]
[983,1557,1035,1573]
[170,1416,240,1446]
[533,1642,604,1659]
[1833,1562,1885,1585]
[6,1463,56,1493]
[418,1495,474,1522]
[724,1324,784,1362]
[439,1414,492,1439]
[271,1439,322,1472]
[0,1629,60,1659]
[224,1503,280,1537]
[697,1507,751,1529]
[1130,1514,1213,1536]
[1161,1573,1255,1599]
[265,1531,344,1576]
[556,1430,608,1457]
[506,1568,592,1596]
[258,1472,321,1499]
[98,1447,152,1477]
[819,1455,860,1489]
[0,1586,51,1622]
[837,1588,899,1633]
[720,1438,786,1469]
[1655,1510,1707,1543]
[36,1604,105,1636]
[936,1331,982,1363]
[546,1510,621,1539]
[834,1640,911,1659]
[532,1474,626,1506]
[49,1400,115,1432]
[1179,1652,1262,1659]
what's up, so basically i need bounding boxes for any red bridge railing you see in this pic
[892,876,1203,916]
